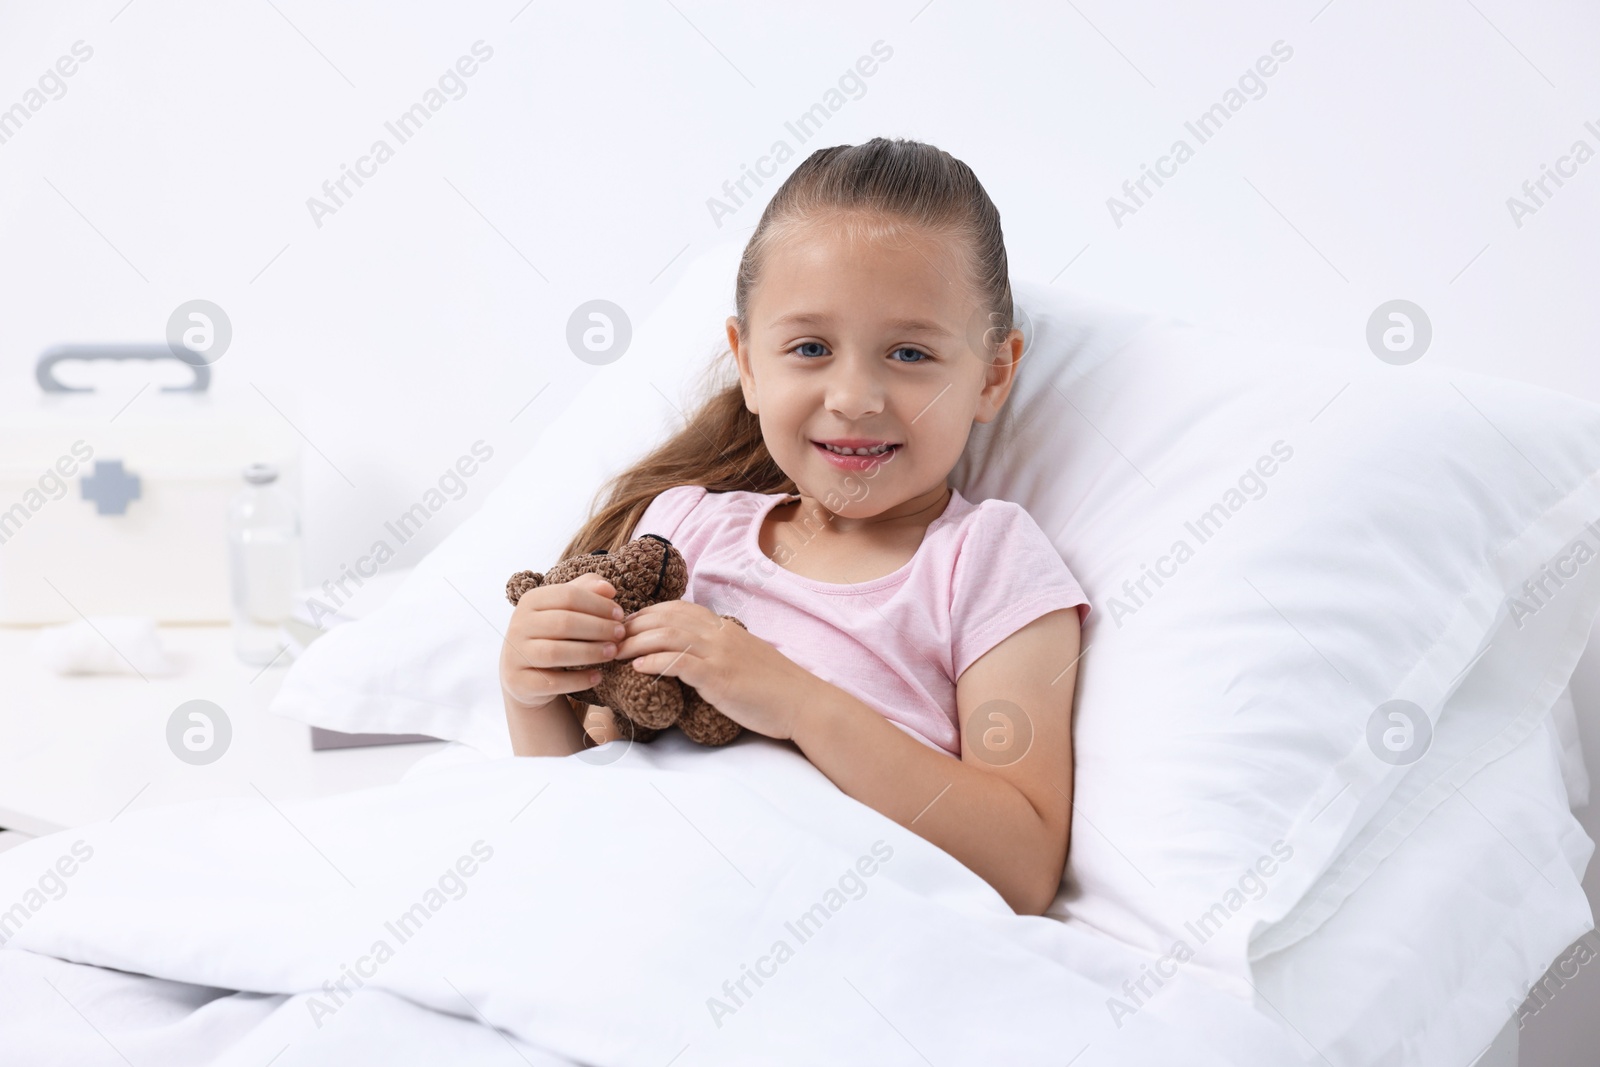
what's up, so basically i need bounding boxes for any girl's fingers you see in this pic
[527,608,626,646]
[525,635,618,668]
[516,665,603,701]
[630,651,686,676]
[616,624,690,659]
[523,573,624,622]
[506,621,618,670]
[567,573,625,620]
[552,665,604,689]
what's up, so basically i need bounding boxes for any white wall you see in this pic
[3,0,1595,585]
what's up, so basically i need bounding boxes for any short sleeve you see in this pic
[627,484,708,544]
[950,501,1090,680]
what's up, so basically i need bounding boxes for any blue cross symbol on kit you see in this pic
[80,460,142,516]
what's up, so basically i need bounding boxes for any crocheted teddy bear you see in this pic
[505,533,745,746]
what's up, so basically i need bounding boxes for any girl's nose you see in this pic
[824,355,885,420]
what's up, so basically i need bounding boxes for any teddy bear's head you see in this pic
[505,533,686,612]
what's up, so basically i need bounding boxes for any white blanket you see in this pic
[0,734,1304,1065]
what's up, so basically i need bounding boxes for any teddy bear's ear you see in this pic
[505,571,545,606]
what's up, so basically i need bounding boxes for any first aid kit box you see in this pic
[0,345,300,624]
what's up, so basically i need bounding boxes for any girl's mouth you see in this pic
[812,441,900,470]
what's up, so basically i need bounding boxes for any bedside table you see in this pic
[0,623,446,839]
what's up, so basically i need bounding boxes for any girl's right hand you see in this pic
[500,572,626,711]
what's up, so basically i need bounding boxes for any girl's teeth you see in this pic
[823,443,892,455]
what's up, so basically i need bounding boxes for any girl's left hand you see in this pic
[615,600,813,741]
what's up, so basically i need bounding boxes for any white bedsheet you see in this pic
[0,947,580,1066]
[0,734,1305,1065]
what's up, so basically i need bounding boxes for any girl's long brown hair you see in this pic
[558,137,1018,562]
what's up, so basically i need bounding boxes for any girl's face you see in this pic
[728,216,1021,520]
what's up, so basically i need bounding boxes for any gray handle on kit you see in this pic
[36,344,211,394]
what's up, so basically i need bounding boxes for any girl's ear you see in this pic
[974,328,1024,424]
[727,315,758,415]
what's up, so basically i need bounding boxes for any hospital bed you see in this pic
[2,246,1597,1065]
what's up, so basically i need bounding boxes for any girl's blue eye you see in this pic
[789,343,930,362]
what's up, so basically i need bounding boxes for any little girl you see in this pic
[500,138,1089,916]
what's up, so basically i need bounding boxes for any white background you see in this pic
[3,1,1596,580]
[1,1,1598,1060]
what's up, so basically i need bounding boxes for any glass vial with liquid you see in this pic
[228,463,302,665]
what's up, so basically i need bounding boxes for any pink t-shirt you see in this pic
[627,485,1089,757]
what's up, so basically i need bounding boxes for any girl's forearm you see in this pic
[788,679,1068,916]
[504,693,587,756]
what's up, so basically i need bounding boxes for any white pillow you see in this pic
[953,289,1600,986]
[1551,683,1590,809]
[1249,709,1593,1067]
[1242,514,1597,1064]
[273,241,1600,997]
